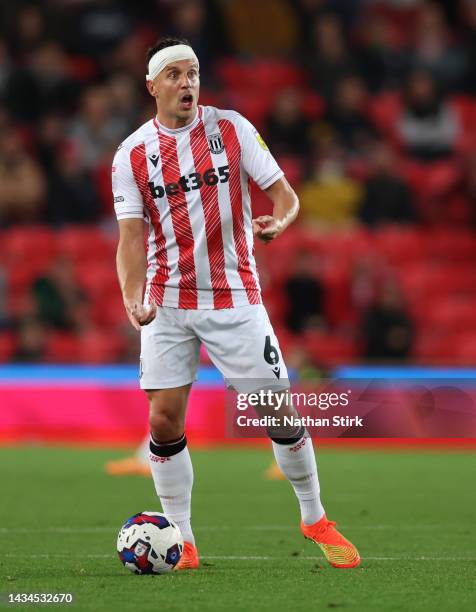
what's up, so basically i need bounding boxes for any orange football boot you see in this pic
[105,457,151,477]
[301,514,361,568]
[174,541,199,570]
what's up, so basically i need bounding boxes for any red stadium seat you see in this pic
[449,96,476,152]
[367,92,402,139]
[77,329,124,363]
[300,90,325,120]
[56,227,115,264]
[276,156,305,190]
[0,333,16,362]
[374,226,427,266]
[217,58,304,93]
[45,332,80,363]
[1,226,58,269]
[420,298,476,333]
[303,330,357,367]
[75,262,119,298]
[424,230,476,261]
[90,294,126,327]
[225,91,271,131]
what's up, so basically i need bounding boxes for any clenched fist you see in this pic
[124,298,157,331]
[252,215,283,244]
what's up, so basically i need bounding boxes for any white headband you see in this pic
[146,44,199,81]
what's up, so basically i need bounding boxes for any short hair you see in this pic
[146,37,191,68]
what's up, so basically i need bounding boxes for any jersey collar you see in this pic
[153,106,202,136]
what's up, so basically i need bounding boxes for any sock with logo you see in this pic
[149,434,195,545]
[270,427,325,526]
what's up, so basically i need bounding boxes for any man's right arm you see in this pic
[116,218,156,331]
[112,142,156,331]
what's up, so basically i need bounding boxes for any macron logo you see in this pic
[289,438,307,453]
[149,454,170,463]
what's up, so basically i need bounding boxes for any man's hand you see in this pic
[252,215,283,244]
[124,298,157,331]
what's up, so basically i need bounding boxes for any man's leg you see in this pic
[146,384,199,568]
[195,304,360,568]
[264,398,360,569]
[270,426,325,525]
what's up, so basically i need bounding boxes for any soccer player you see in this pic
[112,37,360,569]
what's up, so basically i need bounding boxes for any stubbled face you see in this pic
[147,58,200,126]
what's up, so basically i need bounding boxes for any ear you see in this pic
[146,80,158,98]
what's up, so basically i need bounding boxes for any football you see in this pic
[117,511,184,574]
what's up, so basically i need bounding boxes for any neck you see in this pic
[156,107,197,130]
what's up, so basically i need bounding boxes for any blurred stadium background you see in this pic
[2,0,476,446]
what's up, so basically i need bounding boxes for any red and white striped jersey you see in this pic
[112,105,283,309]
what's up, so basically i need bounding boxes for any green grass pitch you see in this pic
[0,446,475,611]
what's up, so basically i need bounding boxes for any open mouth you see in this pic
[180,94,193,108]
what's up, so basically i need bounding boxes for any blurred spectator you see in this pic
[13,317,47,363]
[361,281,414,361]
[67,84,128,170]
[0,266,9,330]
[7,4,48,59]
[6,40,79,122]
[32,258,88,331]
[285,250,324,333]
[410,2,466,91]
[397,70,460,161]
[306,13,358,102]
[73,0,132,58]
[359,142,417,226]
[353,13,408,92]
[107,73,143,134]
[0,127,45,226]
[45,143,102,225]
[223,0,298,57]
[294,0,328,52]
[264,88,311,158]
[167,0,229,80]
[0,38,11,99]
[462,152,476,226]
[107,30,152,81]
[325,75,376,152]
[36,113,67,175]
[298,144,363,225]
[462,0,476,95]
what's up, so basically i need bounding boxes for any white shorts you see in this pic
[140,304,289,393]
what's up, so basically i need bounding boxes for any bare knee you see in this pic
[146,387,189,442]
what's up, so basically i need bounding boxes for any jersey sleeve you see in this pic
[112,144,145,220]
[236,115,284,190]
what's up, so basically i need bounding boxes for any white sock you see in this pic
[149,435,195,545]
[272,433,325,526]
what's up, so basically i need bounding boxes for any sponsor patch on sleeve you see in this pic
[254,130,269,151]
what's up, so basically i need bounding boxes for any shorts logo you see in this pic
[139,358,143,379]
[114,195,124,203]
[208,133,224,154]
[264,335,280,379]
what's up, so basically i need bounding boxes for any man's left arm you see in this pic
[252,176,300,244]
